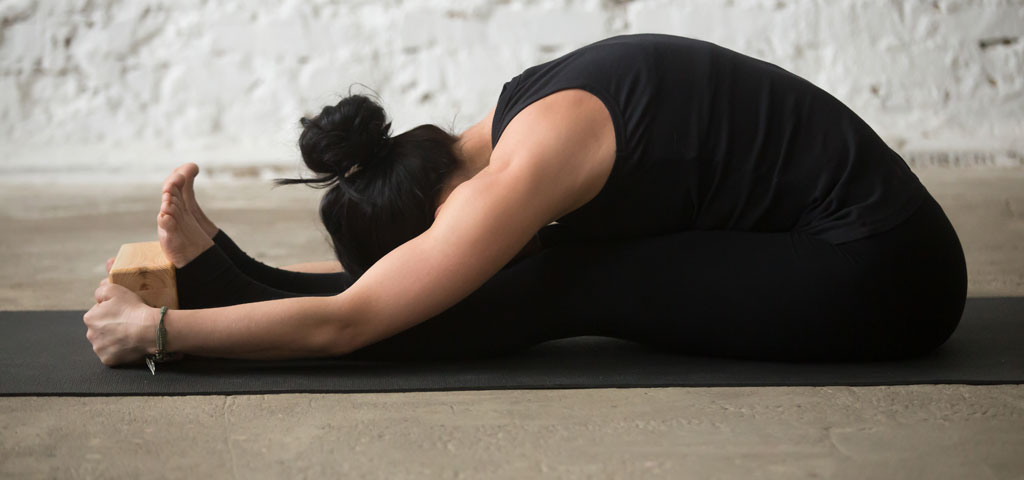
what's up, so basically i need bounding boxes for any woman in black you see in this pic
[84,33,967,366]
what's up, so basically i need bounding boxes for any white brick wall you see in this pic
[1,0,1022,181]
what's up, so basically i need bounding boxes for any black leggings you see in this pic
[176,191,967,362]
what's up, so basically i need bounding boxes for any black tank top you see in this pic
[491,33,928,245]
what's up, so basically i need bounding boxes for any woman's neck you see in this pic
[454,119,492,180]
[433,114,495,214]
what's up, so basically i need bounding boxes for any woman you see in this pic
[84,33,968,366]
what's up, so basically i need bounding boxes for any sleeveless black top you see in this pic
[491,33,928,245]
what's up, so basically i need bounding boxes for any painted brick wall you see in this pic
[1,0,1022,180]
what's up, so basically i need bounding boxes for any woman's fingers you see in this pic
[94,284,111,304]
[93,283,118,304]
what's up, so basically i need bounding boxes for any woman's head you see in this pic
[274,94,461,277]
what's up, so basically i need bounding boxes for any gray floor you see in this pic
[1,168,1022,478]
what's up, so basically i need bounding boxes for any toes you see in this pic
[163,169,183,193]
[182,162,199,179]
[163,184,183,202]
[162,172,187,195]
[160,192,182,216]
[182,166,199,205]
[158,209,177,229]
[171,172,186,190]
[172,162,197,178]
[170,189,186,210]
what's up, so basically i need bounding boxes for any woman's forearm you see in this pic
[280,260,345,273]
[158,295,351,360]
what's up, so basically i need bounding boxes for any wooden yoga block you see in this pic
[109,241,178,309]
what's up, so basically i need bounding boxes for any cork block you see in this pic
[109,241,178,309]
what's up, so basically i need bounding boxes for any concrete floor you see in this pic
[1,167,1022,478]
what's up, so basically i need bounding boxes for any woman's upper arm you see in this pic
[333,89,617,352]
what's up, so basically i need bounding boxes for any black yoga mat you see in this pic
[1,297,1022,396]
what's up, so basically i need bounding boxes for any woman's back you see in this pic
[492,33,928,245]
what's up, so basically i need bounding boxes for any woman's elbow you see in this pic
[325,328,359,357]
[318,295,364,357]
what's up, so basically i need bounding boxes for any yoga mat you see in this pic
[1,297,1021,397]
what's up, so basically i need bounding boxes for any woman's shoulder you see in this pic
[492,86,621,164]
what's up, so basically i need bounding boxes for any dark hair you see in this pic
[274,94,461,278]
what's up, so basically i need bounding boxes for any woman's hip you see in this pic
[833,193,966,297]
[828,192,968,344]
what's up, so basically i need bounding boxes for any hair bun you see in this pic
[297,94,393,182]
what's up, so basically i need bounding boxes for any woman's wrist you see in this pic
[137,305,162,356]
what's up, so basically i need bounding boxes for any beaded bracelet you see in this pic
[145,306,181,375]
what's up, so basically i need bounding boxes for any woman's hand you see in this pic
[84,264,158,367]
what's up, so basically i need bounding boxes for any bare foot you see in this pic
[162,162,219,239]
[158,173,215,268]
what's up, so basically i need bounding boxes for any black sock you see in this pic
[175,243,310,309]
[211,229,354,295]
